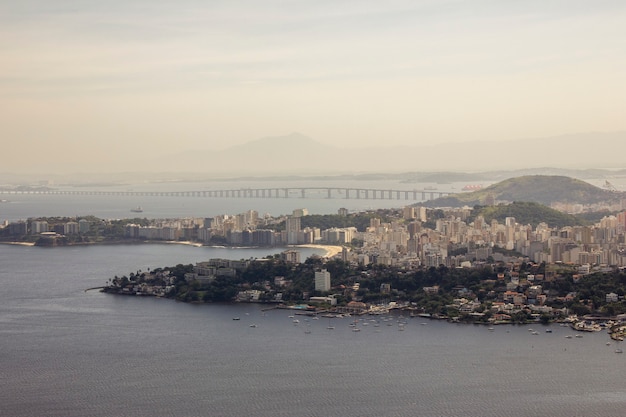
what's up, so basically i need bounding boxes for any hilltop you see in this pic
[423,175,625,208]
[468,201,587,229]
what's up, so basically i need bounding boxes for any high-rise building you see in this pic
[78,219,90,234]
[403,206,416,220]
[286,216,301,245]
[315,269,331,292]
[281,250,301,264]
[292,208,308,217]
[64,221,79,235]
[31,220,49,234]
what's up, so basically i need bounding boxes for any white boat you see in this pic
[130,206,143,213]
[615,349,623,354]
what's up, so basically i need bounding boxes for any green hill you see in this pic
[469,201,587,228]
[424,175,623,207]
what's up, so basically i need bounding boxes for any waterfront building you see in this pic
[281,250,301,264]
[314,268,331,292]
[64,221,79,235]
[78,219,90,234]
[286,216,301,245]
[31,220,49,234]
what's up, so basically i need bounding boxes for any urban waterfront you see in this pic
[3,179,626,416]
[1,243,625,417]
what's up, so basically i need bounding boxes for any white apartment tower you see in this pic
[314,269,331,292]
[286,216,301,245]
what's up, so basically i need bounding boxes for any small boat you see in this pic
[131,206,143,213]
[232,317,240,320]
[565,335,572,339]
[615,349,623,354]
[249,324,257,328]
[327,326,335,330]
[575,334,583,338]
[545,328,552,333]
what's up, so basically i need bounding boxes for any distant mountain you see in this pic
[164,131,626,175]
[226,132,321,151]
[423,175,625,207]
[172,133,340,175]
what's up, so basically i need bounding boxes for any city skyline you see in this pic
[2,1,626,173]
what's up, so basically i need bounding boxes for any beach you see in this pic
[294,244,344,258]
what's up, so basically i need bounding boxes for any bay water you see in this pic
[1,243,625,417]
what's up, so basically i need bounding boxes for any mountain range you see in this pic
[168,131,626,175]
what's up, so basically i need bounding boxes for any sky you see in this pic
[2,0,626,173]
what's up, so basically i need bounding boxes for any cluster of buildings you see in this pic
[5,203,626,270]
[4,218,91,236]
[123,208,358,246]
[348,206,626,270]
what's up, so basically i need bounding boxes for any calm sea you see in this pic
[1,243,625,417]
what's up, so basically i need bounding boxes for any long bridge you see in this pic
[0,187,450,201]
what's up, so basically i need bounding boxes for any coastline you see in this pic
[0,239,343,256]
[0,241,35,246]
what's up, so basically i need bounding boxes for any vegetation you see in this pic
[425,175,625,208]
[468,202,587,228]
[108,257,626,321]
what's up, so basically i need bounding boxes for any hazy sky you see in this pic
[2,0,626,172]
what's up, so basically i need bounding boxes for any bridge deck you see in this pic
[0,187,449,201]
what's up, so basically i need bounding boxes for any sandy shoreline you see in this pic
[292,244,344,258]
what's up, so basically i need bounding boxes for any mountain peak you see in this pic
[237,132,327,149]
